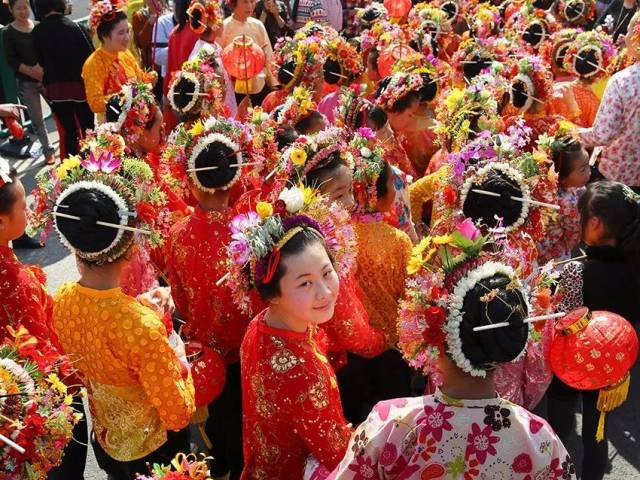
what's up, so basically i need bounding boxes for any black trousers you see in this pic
[546,376,608,480]
[338,350,414,425]
[49,100,94,157]
[47,398,88,479]
[92,426,191,479]
[205,361,243,479]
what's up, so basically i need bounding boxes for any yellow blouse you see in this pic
[53,283,195,462]
[409,166,450,225]
[354,220,412,347]
[82,47,150,114]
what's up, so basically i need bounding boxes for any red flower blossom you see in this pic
[421,306,447,349]
[137,202,158,225]
[443,185,457,206]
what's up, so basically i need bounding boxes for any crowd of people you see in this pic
[1,0,640,478]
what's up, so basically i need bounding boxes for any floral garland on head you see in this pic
[433,0,466,23]
[334,84,371,131]
[556,0,595,26]
[272,86,317,128]
[356,2,388,32]
[508,3,556,50]
[468,3,502,39]
[168,49,228,119]
[135,453,212,479]
[277,127,349,185]
[89,0,127,31]
[539,28,581,73]
[408,2,450,30]
[244,107,280,186]
[186,0,223,34]
[78,125,127,161]
[0,327,81,479]
[563,30,617,80]
[29,147,168,256]
[349,128,386,214]
[104,81,157,145]
[450,37,497,84]
[398,220,529,377]
[273,35,326,92]
[360,19,406,57]
[375,71,424,111]
[507,56,553,112]
[434,80,502,152]
[226,186,356,314]
[322,35,364,84]
[295,20,339,42]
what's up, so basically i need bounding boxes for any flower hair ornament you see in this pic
[104,81,157,145]
[78,124,127,161]
[398,220,535,377]
[187,0,223,34]
[539,28,581,72]
[273,35,326,91]
[557,0,595,26]
[175,117,253,194]
[225,185,356,313]
[509,4,555,49]
[0,158,12,188]
[450,37,497,83]
[508,56,553,113]
[375,71,424,111]
[272,86,317,128]
[468,3,502,39]
[334,84,371,131]
[168,49,228,118]
[563,30,617,80]
[322,35,364,85]
[89,0,126,31]
[348,128,386,214]
[356,2,388,31]
[30,150,167,262]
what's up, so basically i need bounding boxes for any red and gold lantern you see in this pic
[550,307,638,441]
[222,35,266,95]
[383,0,412,19]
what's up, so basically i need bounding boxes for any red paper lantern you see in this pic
[377,44,417,78]
[550,308,638,391]
[187,342,226,407]
[383,0,412,18]
[222,35,266,81]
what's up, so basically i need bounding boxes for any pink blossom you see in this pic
[457,218,481,240]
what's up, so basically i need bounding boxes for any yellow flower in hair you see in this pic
[256,201,273,218]
[56,155,81,179]
[290,148,307,166]
[445,89,465,111]
[433,234,453,245]
[189,121,204,137]
[301,185,319,205]
[47,373,67,395]
[532,150,548,164]
[414,236,433,256]
[64,394,73,406]
[460,119,472,136]
[558,120,576,134]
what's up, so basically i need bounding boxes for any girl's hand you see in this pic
[137,286,175,316]
[0,103,25,119]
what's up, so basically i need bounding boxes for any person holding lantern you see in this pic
[548,180,640,480]
[329,223,576,479]
[164,116,257,480]
[221,0,278,106]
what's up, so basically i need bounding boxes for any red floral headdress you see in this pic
[563,29,617,80]
[375,71,424,111]
[105,81,157,146]
[89,0,127,31]
[187,0,223,34]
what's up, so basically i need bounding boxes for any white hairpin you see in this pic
[472,311,566,332]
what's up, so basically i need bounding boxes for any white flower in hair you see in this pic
[360,147,372,158]
[278,186,305,213]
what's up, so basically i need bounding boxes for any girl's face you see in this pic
[103,19,130,52]
[270,241,339,327]
[561,147,590,189]
[235,0,256,17]
[318,164,356,211]
[0,180,28,243]
[136,109,165,154]
[388,98,420,132]
[10,0,30,22]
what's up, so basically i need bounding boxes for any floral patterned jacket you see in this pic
[323,391,576,480]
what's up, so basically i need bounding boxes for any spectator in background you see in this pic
[3,0,56,164]
[291,0,342,31]
[151,3,175,89]
[32,0,94,157]
[132,0,169,101]
[597,0,637,42]
[221,0,277,106]
[254,0,292,47]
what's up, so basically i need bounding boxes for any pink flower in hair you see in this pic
[457,218,481,241]
[81,151,121,174]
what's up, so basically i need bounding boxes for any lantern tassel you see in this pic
[595,373,631,442]
[191,405,213,450]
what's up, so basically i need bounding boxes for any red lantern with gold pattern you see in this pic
[550,307,638,441]
[383,0,412,18]
[187,341,226,407]
[377,43,418,78]
[222,35,266,80]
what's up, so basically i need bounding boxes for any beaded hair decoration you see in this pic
[349,128,387,214]
[562,30,617,79]
[508,56,553,112]
[375,72,424,111]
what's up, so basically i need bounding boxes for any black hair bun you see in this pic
[324,58,343,85]
[564,0,585,22]
[463,55,491,80]
[458,273,528,368]
[56,187,133,257]
[418,72,438,103]
[191,139,240,190]
[523,23,545,47]
[105,95,124,123]
[440,1,458,21]
[170,75,199,112]
[574,47,599,77]
[533,0,554,9]
[554,44,570,69]
[278,58,297,86]
[463,169,524,229]
[511,78,529,109]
